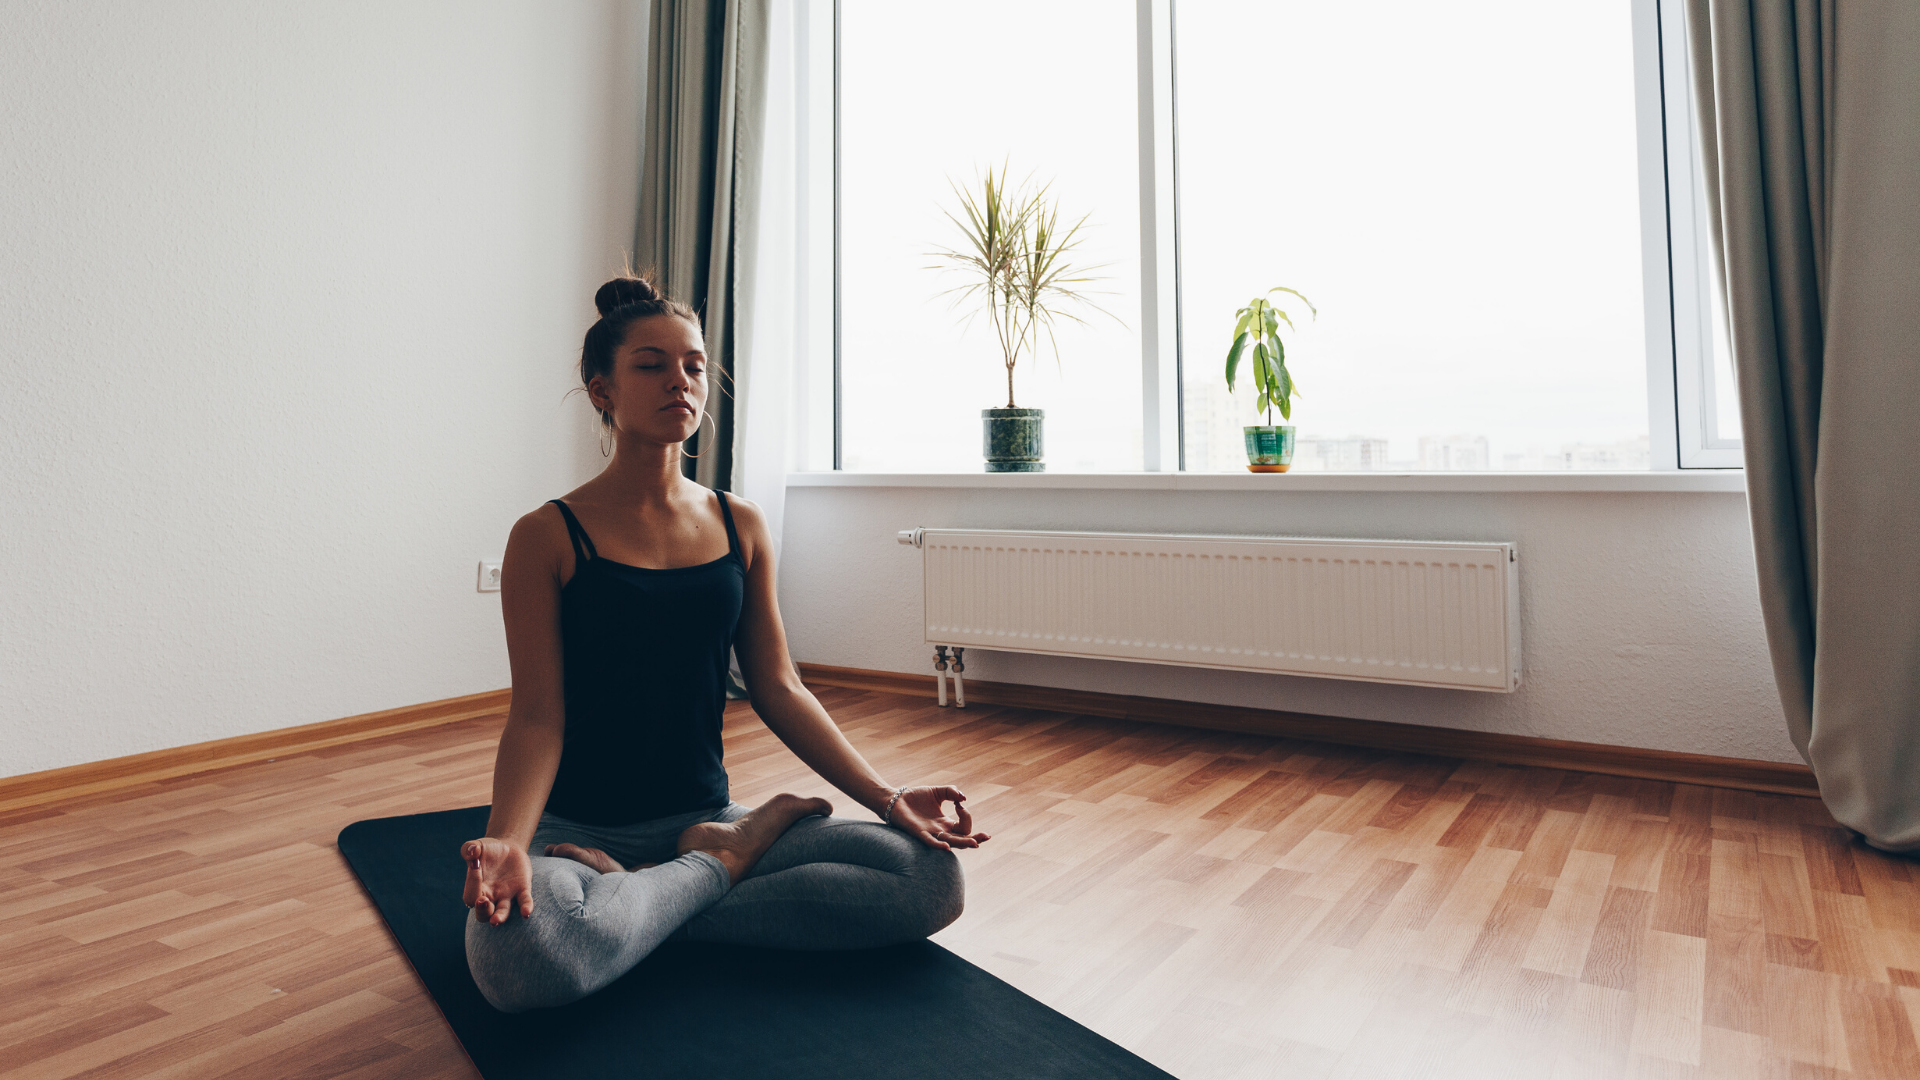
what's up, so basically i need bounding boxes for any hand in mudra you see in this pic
[889,785,990,850]
[462,837,534,926]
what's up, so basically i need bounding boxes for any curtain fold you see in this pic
[635,0,771,492]
[729,0,800,556]
[1687,0,1920,850]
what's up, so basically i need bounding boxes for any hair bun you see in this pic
[594,276,660,316]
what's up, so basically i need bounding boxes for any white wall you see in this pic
[779,481,1799,764]
[0,1,1793,779]
[0,1,646,777]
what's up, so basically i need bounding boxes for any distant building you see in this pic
[1418,434,1491,471]
[1190,397,1653,473]
[1502,435,1651,471]
[1293,436,1391,471]
[1184,377,1253,473]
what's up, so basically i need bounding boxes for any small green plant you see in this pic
[929,163,1113,408]
[1225,287,1317,424]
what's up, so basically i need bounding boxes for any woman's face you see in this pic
[589,314,708,447]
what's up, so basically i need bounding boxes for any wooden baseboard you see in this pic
[799,663,1819,799]
[4,668,1815,813]
[0,689,512,814]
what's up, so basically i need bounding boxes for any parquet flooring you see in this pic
[3,686,1918,1079]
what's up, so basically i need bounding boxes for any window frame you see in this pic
[819,0,1740,473]
[1640,0,1744,468]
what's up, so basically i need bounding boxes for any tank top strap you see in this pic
[547,499,599,567]
[715,490,742,560]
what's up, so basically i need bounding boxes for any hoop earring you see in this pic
[680,411,717,459]
[598,427,614,458]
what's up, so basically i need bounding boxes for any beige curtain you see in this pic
[636,0,770,490]
[1687,0,1920,850]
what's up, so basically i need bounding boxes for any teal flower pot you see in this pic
[1243,425,1295,472]
[983,408,1044,472]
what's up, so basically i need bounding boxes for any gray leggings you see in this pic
[464,803,965,1012]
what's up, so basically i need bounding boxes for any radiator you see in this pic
[898,528,1520,694]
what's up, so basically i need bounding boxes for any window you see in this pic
[822,0,1736,472]
[1177,2,1649,472]
[1653,0,1743,467]
[834,0,1143,472]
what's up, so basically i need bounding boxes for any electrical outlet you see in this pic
[477,561,503,592]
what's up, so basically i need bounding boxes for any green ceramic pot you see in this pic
[983,408,1044,472]
[1243,425,1296,472]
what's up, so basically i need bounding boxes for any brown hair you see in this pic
[580,276,702,431]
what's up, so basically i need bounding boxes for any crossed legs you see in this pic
[463,796,964,1012]
[677,805,965,950]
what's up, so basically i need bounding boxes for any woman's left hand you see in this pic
[889,785,990,850]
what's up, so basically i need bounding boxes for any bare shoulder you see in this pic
[722,492,774,568]
[506,501,571,576]
[510,500,569,542]
[722,491,768,532]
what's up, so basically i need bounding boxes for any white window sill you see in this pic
[786,470,1746,494]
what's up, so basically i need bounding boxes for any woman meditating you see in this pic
[460,276,987,1013]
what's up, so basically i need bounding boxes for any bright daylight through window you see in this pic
[837,1,1142,472]
[832,0,1731,473]
[1179,2,1647,472]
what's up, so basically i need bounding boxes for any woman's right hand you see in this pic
[462,837,534,926]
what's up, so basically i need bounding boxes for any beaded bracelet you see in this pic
[882,785,908,825]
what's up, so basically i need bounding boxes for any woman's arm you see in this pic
[464,508,570,925]
[729,498,989,850]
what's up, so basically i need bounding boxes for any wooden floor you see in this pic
[4,687,1918,1080]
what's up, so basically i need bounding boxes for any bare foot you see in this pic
[544,842,623,875]
[544,843,662,874]
[676,793,831,883]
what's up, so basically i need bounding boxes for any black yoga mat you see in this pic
[338,806,1178,1080]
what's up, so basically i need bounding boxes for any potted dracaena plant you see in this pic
[1225,287,1317,472]
[929,163,1113,472]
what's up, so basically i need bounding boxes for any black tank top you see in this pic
[541,491,743,826]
